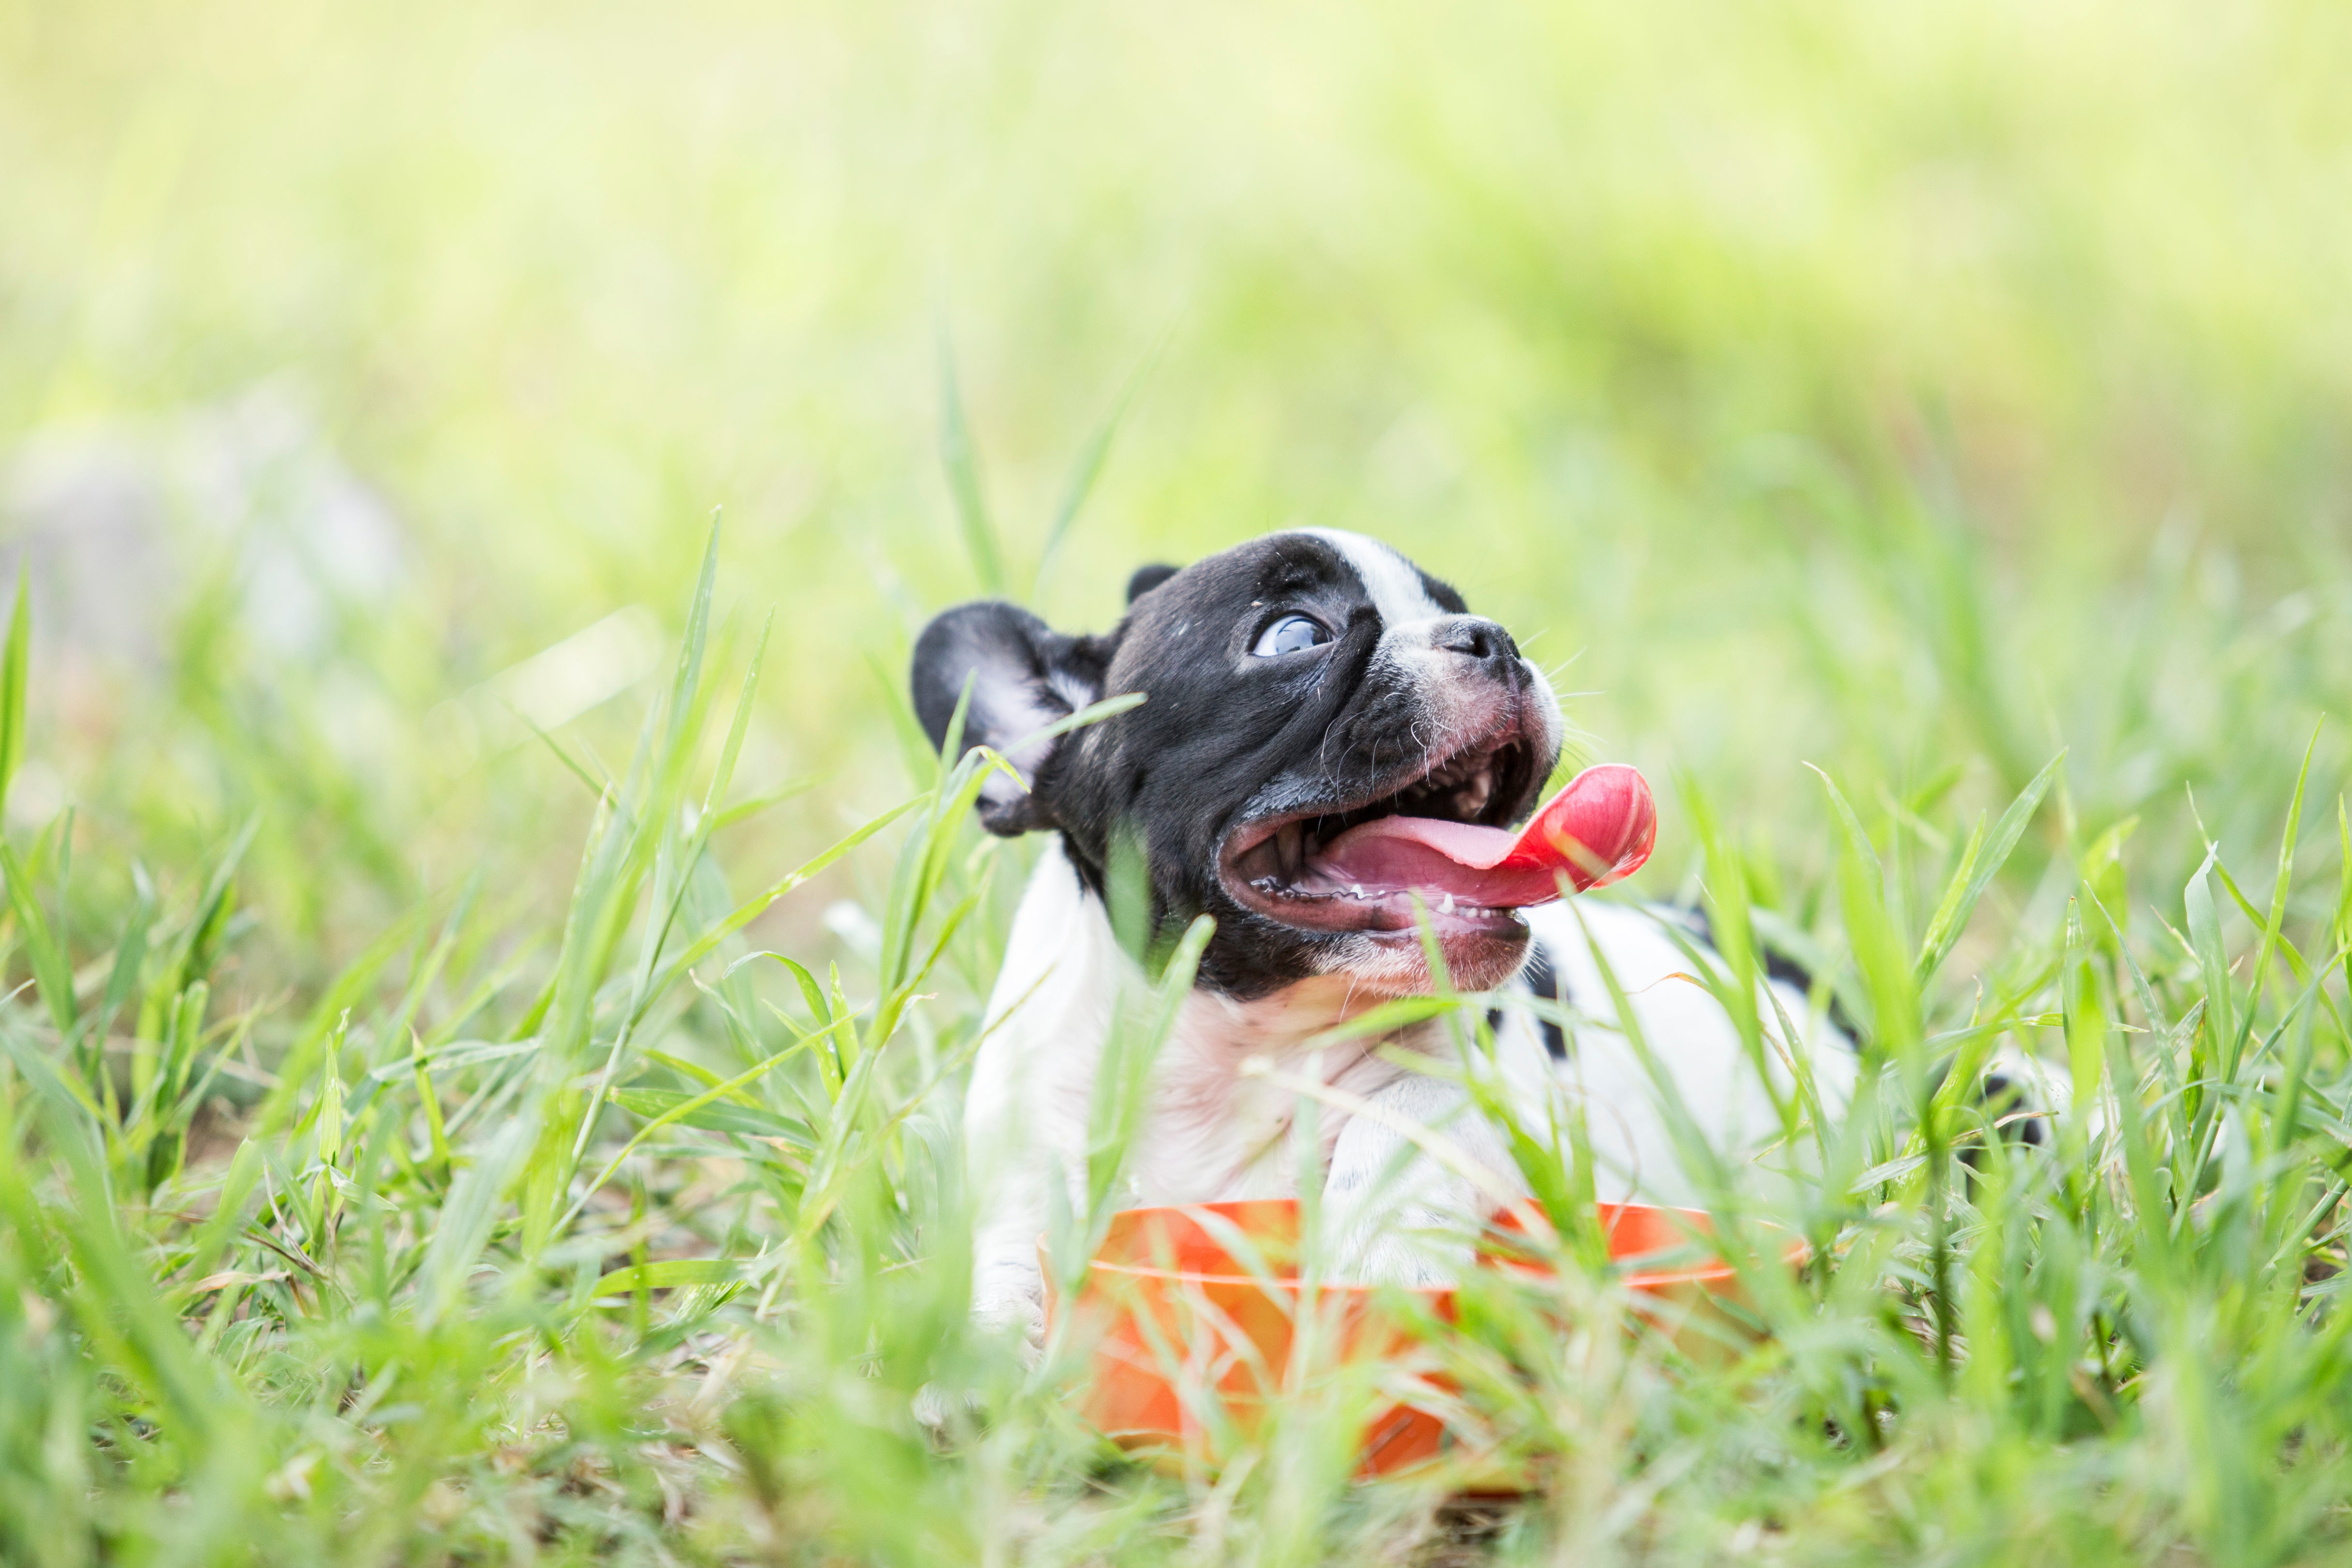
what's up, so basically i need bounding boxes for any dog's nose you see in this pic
[1431,616,1519,666]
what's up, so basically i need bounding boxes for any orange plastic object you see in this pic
[1045,1198,1790,1480]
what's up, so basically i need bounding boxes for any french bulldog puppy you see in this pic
[911,530,1857,1334]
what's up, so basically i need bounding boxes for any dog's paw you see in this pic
[972,1275,1047,1361]
[1332,1205,1471,1289]
[912,1380,988,1437]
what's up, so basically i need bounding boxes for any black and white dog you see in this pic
[911,530,1857,1333]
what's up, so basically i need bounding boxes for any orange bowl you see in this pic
[1045,1198,1794,1479]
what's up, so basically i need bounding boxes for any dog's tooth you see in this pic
[1455,765,1494,817]
[1440,892,1456,915]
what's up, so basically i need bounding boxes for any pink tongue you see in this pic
[1309,764,1656,908]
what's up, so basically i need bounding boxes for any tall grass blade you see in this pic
[1034,334,1162,595]
[1915,750,2063,987]
[0,565,26,815]
[937,327,1006,596]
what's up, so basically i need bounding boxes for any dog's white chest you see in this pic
[1128,995,1407,1204]
[959,844,1858,1326]
[962,848,1421,1208]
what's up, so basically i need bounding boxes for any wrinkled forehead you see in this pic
[1145,529,1469,627]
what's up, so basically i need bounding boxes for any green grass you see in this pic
[4,519,2351,1564]
[6,0,2352,1560]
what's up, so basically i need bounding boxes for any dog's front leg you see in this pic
[970,1177,1060,1347]
[958,848,1123,1347]
[966,1039,1089,1347]
[1321,1068,1525,1288]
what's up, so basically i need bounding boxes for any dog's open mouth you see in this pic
[1220,730,1550,938]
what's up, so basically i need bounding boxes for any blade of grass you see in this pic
[1915,750,2063,988]
[0,564,26,813]
[937,326,1005,597]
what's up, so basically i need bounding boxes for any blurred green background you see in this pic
[5,0,2350,979]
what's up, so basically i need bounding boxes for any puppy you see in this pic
[910,530,1858,1334]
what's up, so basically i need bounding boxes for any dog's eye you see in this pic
[1251,615,1331,658]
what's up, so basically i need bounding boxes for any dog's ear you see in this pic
[910,601,1109,835]
[1125,563,1180,605]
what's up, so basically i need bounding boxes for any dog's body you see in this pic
[913,529,1857,1332]
[964,845,1849,1324]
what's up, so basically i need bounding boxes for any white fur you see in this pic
[964,845,1857,1332]
[1301,528,1446,625]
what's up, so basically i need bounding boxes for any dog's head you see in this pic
[910,530,1564,998]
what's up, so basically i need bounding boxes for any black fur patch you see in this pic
[1678,905,1862,1043]
[1978,1072,2047,1147]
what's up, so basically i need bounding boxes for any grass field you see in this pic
[6,0,2352,1561]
